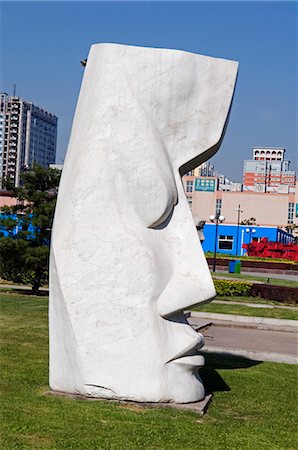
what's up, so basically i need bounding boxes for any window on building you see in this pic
[186,180,193,192]
[216,199,222,215]
[218,235,234,250]
[288,202,294,224]
[187,197,192,210]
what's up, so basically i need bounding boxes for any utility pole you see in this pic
[235,204,243,256]
[210,213,225,272]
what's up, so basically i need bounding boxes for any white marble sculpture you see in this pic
[49,43,238,403]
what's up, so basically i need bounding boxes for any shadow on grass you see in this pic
[200,352,261,394]
[0,287,48,296]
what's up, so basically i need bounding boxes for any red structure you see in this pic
[243,238,298,261]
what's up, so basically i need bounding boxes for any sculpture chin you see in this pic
[166,359,206,404]
[50,356,205,404]
[84,372,205,404]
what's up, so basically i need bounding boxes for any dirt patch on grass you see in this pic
[117,403,147,413]
[21,433,54,448]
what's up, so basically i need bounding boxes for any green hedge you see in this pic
[214,279,252,296]
[213,279,298,304]
[251,284,298,305]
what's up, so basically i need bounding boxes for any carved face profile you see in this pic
[49,44,238,403]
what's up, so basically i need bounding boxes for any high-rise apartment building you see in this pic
[197,162,215,177]
[0,93,57,187]
[185,162,215,177]
[243,147,296,194]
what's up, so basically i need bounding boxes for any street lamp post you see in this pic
[210,213,225,272]
[235,204,243,256]
[240,229,245,256]
[245,227,256,248]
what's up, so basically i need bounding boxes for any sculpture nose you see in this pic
[157,248,216,318]
[156,187,216,318]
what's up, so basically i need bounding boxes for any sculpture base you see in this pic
[48,390,212,415]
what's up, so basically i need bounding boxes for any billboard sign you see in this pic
[194,178,216,192]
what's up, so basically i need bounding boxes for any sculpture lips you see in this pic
[171,355,205,368]
[167,334,205,364]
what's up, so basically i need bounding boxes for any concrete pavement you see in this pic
[189,313,298,364]
[0,283,49,292]
[190,311,298,330]
[213,299,297,310]
[214,268,298,282]
[240,270,297,281]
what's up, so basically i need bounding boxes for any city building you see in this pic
[49,164,63,171]
[217,173,242,192]
[183,146,297,232]
[185,161,215,177]
[197,162,215,177]
[243,147,296,194]
[0,190,17,208]
[183,175,297,229]
[183,166,297,254]
[183,162,243,197]
[202,223,294,256]
[183,175,218,211]
[0,93,58,187]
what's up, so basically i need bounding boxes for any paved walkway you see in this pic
[241,270,297,281]
[189,313,298,364]
[0,283,49,291]
[214,269,298,282]
[214,299,297,310]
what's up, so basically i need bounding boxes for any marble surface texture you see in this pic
[49,43,238,403]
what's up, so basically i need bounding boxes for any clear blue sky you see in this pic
[1,1,297,181]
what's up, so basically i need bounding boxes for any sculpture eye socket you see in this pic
[148,192,177,230]
[114,145,178,230]
[149,206,175,230]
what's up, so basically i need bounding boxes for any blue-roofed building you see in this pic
[201,223,294,256]
[0,213,35,238]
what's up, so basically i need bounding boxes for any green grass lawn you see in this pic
[212,272,298,288]
[215,295,291,307]
[205,252,298,265]
[1,293,298,449]
[193,301,298,320]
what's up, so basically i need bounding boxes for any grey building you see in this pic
[243,147,296,194]
[0,93,57,187]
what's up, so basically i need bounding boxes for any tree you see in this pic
[0,165,61,293]
[285,224,298,244]
[241,217,258,226]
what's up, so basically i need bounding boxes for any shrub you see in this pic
[0,165,61,293]
[206,257,298,269]
[214,279,252,297]
[251,284,298,305]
